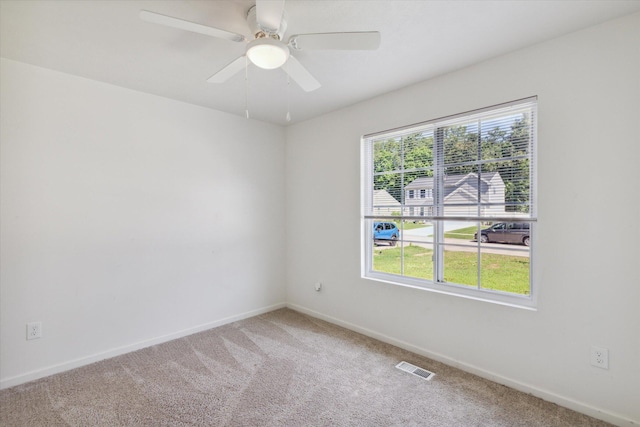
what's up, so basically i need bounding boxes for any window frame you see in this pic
[361,97,537,309]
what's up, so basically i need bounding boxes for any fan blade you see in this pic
[207,56,247,83]
[140,10,246,43]
[289,32,381,51]
[283,56,321,92]
[256,0,285,33]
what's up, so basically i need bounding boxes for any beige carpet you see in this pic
[1,308,609,426]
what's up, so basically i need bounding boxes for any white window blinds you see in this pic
[363,98,536,222]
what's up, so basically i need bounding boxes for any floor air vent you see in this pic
[396,361,435,381]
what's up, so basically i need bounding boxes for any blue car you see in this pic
[374,222,399,246]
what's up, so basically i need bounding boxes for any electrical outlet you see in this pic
[26,322,42,340]
[590,346,609,369]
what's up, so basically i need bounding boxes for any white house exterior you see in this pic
[372,189,401,216]
[403,172,506,217]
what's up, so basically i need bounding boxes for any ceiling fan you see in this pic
[140,0,381,92]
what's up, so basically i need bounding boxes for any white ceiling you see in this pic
[2,0,640,126]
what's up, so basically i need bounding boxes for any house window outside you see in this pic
[362,98,537,308]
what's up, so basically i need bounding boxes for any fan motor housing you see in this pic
[247,5,287,40]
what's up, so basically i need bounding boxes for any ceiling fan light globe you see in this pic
[246,38,290,69]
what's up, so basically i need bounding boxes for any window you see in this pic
[362,98,537,308]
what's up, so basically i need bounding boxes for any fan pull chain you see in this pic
[286,65,291,122]
[245,56,250,119]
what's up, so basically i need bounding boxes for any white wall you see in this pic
[286,12,640,425]
[0,58,286,387]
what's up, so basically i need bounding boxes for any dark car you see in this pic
[374,222,399,246]
[474,222,530,246]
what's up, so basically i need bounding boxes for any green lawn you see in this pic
[397,221,429,230]
[443,225,478,240]
[373,245,529,295]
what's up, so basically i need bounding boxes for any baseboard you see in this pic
[287,303,638,427]
[0,302,287,390]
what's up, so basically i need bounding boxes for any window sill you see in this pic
[363,271,537,311]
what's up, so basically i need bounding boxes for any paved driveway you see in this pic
[401,221,475,237]
[376,223,529,258]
